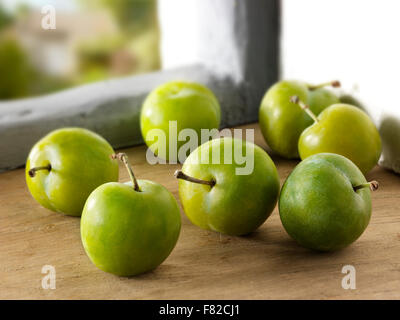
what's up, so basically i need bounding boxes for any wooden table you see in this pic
[1,124,399,300]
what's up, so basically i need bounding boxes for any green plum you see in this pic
[140,81,221,162]
[279,153,378,251]
[259,80,340,159]
[292,96,382,174]
[81,153,181,277]
[175,137,280,236]
[339,94,366,111]
[26,128,119,216]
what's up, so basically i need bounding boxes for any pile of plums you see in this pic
[26,80,381,276]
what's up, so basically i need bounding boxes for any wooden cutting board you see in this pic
[1,123,399,299]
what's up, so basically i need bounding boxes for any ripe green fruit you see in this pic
[292,96,382,174]
[175,137,280,236]
[26,128,119,216]
[259,80,340,159]
[81,153,181,277]
[279,153,378,251]
[140,81,221,162]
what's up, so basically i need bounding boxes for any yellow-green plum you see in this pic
[259,80,340,159]
[175,137,280,236]
[279,153,378,251]
[292,96,382,174]
[140,81,221,162]
[26,128,119,216]
[81,153,181,277]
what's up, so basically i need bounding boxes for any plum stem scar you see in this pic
[174,170,216,187]
[307,80,341,91]
[111,153,141,192]
[290,95,319,123]
[28,164,52,178]
[354,180,379,192]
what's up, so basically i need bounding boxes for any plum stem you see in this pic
[290,95,319,123]
[28,164,51,178]
[174,170,215,187]
[111,153,140,192]
[354,180,379,192]
[307,80,341,91]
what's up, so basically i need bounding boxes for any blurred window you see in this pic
[0,0,160,101]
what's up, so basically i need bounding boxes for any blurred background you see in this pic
[0,0,160,100]
[1,0,400,158]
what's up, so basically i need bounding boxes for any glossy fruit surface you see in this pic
[279,153,373,251]
[141,81,221,161]
[26,128,118,216]
[177,137,280,236]
[298,103,381,174]
[259,80,339,159]
[81,179,181,277]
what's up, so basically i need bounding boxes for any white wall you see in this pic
[282,0,400,124]
[158,0,244,81]
[158,0,200,69]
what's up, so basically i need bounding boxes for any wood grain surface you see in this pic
[0,124,399,299]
